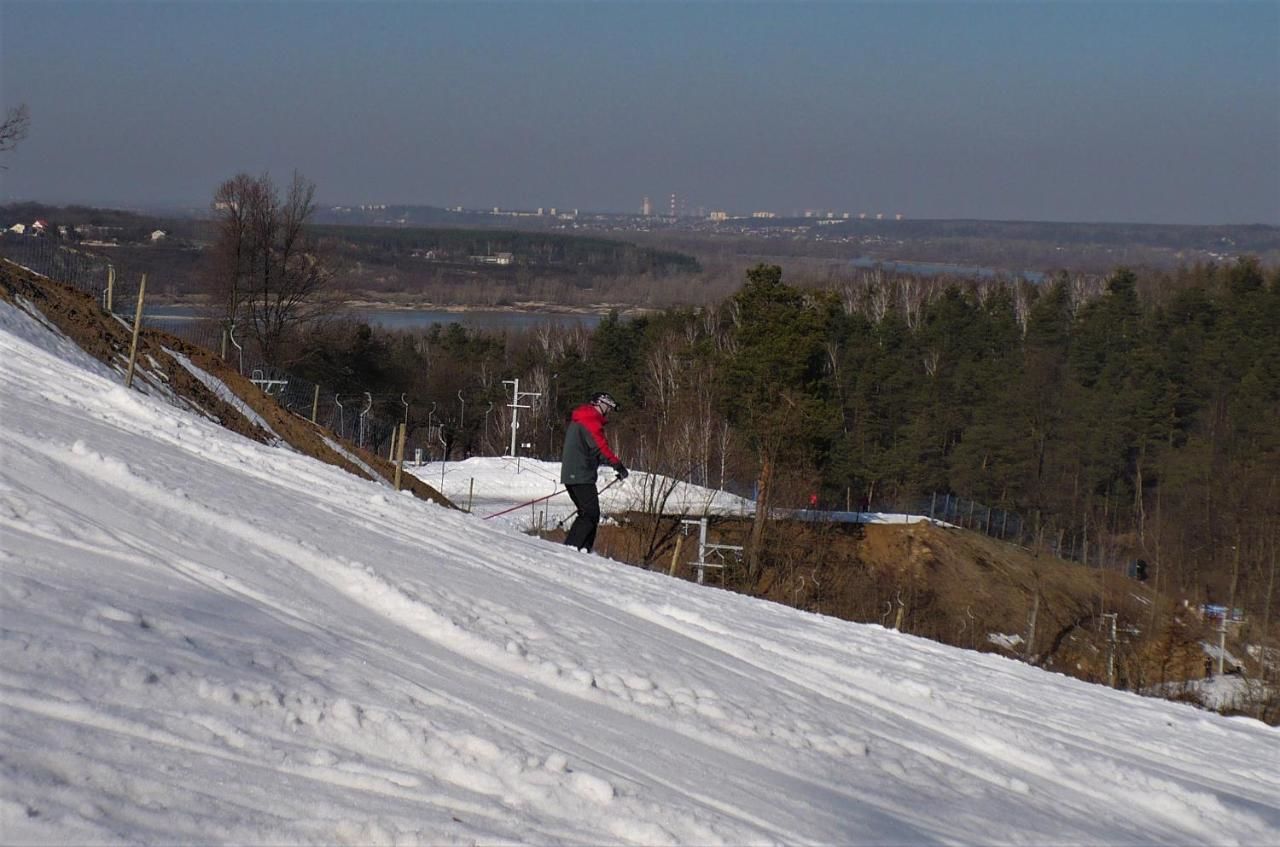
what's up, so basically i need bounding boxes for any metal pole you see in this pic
[228,322,243,375]
[508,378,520,457]
[697,517,709,585]
[503,378,539,458]
[1218,615,1227,676]
[439,425,448,489]
[358,392,372,448]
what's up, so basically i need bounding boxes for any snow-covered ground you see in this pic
[408,456,944,531]
[2,296,1279,845]
[407,456,752,531]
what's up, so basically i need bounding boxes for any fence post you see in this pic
[669,532,685,576]
[311,384,320,423]
[468,478,474,513]
[124,274,147,389]
[393,423,407,490]
[1024,590,1040,660]
[105,266,115,314]
[929,491,937,520]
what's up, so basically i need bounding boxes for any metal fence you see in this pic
[1,233,406,460]
[920,491,1134,574]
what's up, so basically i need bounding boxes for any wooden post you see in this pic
[105,266,115,313]
[467,478,475,513]
[124,274,147,389]
[668,532,685,577]
[1024,590,1040,660]
[311,384,320,423]
[393,423,407,490]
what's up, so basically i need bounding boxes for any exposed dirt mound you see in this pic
[1,260,453,508]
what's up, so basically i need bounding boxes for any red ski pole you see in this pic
[482,475,624,521]
[482,486,569,520]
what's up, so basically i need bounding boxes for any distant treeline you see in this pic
[747,218,1280,253]
[320,224,701,277]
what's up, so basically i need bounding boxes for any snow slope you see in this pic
[2,296,1278,845]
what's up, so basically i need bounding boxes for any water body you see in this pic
[145,306,603,332]
[850,257,1045,283]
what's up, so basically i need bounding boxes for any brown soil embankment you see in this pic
[0,260,452,508]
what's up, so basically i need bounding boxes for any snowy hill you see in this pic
[2,295,1279,844]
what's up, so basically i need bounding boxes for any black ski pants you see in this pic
[563,483,601,552]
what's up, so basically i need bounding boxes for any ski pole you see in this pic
[482,487,569,520]
[553,476,624,531]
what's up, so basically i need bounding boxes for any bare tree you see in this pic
[0,104,31,167]
[209,171,334,365]
[210,173,264,329]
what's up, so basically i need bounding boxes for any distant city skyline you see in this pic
[1,1,1277,225]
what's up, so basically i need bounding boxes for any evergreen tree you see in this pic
[719,264,835,579]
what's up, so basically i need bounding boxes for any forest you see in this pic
[280,258,1279,638]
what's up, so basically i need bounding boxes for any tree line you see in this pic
[272,256,1276,626]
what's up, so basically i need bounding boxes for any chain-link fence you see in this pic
[1,233,407,460]
[1,232,116,307]
[920,491,1134,574]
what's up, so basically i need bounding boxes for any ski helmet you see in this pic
[590,392,619,412]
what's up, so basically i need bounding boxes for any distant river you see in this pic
[146,306,603,332]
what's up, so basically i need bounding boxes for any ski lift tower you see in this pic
[503,378,541,458]
[680,516,743,585]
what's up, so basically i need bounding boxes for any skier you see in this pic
[560,392,627,552]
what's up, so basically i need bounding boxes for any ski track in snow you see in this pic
[2,297,1279,845]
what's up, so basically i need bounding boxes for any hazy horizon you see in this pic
[1,1,1277,226]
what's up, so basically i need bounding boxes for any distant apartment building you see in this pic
[751,211,777,219]
[708,211,729,222]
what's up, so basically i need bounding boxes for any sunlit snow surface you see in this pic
[1,298,1278,845]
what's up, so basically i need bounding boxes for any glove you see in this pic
[613,463,629,480]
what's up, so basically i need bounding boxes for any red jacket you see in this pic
[560,403,621,484]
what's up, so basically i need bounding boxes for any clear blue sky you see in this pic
[2,0,1277,224]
